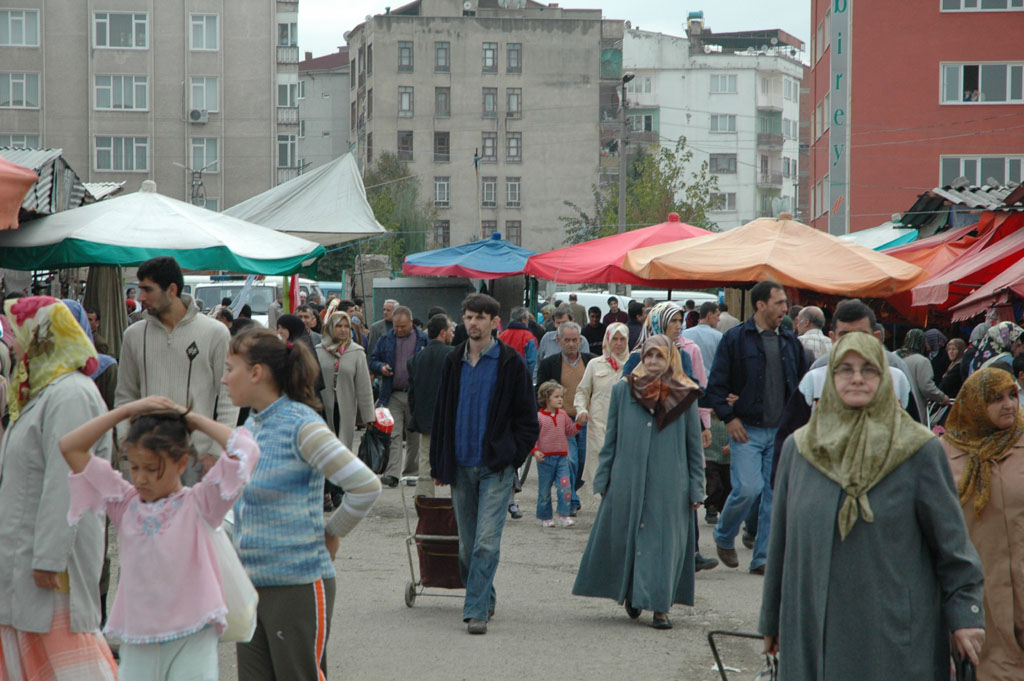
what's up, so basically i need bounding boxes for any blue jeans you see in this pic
[713,424,776,570]
[451,464,513,622]
[567,424,587,509]
[535,455,572,520]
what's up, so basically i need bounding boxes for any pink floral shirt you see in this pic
[67,428,259,644]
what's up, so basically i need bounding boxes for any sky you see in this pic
[297,0,810,58]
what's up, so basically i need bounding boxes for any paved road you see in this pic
[214,478,769,681]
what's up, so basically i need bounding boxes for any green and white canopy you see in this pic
[0,181,326,275]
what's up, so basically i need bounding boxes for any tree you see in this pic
[560,136,720,245]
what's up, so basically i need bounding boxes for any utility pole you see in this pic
[618,73,634,236]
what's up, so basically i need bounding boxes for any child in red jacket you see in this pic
[533,380,582,528]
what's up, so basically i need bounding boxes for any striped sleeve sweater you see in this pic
[533,408,580,456]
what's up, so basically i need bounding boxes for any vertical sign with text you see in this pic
[828,0,851,235]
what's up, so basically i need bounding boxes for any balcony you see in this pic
[756,90,784,112]
[277,167,300,184]
[277,45,299,64]
[757,171,784,189]
[277,106,298,124]
[757,132,784,149]
[629,130,660,145]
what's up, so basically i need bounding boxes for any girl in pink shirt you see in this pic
[59,396,258,681]
[534,381,582,528]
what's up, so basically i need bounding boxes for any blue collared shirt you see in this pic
[454,340,501,467]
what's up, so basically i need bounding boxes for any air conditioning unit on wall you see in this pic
[189,109,208,124]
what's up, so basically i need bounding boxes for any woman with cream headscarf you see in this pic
[573,335,704,630]
[760,332,985,681]
[0,297,117,680]
[574,323,629,489]
[316,311,375,450]
[942,367,1024,679]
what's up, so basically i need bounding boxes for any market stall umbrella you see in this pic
[0,157,39,229]
[0,181,326,275]
[948,256,1024,322]
[622,213,929,297]
[402,232,535,279]
[523,212,710,285]
[838,221,918,251]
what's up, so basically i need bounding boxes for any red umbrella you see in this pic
[523,213,710,285]
[0,157,39,230]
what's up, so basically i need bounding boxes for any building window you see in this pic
[0,133,40,148]
[709,154,737,174]
[398,41,414,72]
[434,177,450,208]
[943,0,1024,9]
[191,137,219,172]
[505,220,522,245]
[434,220,450,247]
[434,132,450,163]
[397,130,414,161]
[95,136,148,171]
[507,43,522,73]
[783,117,797,139]
[482,42,498,73]
[185,76,217,114]
[482,177,497,207]
[435,87,450,118]
[351,102,356,129]
[366,43,373,75]
[367,88,373,119]
[482,87,497,118]
[0,73,39,108]
[628,113,654,132]
[941,155,1024,185]
[709,114,736,133]
[278,134,297,167]
[1,10,40,46]
[625,76,652,94]
[366,132,373,164]
[506,132,522,162]
[297,81,305,99]
[942,63,1024,103]
[710,192,737,211]
[481,220,497,239]
[710,74,737,94]
[299,119,305,138]
[506,177,521,207]
[190,14,218,51]
[94,12,147,48]
[278,82,298,107]
[435,41,450,72]
[398,86,414,117]
[815,101,823,138]
[95,75,148,111]
[507,88,522,119]
[203,198,220,212]
[481,132,497,162]
[350,57,356,88]
[278,22,297,47]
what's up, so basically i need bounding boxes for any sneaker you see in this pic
[557,516,575,528]
[508,503,523,519]
[695,553,719,572]
[541,519,556,528]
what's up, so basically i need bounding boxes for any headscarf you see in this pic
[0,313,13,348]
[970,321,1024,373]
[897,328,928,358]
[943,368,1024,517]
[633,301,684,351]
[794,332,934,540]
[944,338,967,377]
[924,329,947,356]
[627,335,700,430]
[322,311,353,355]
[276,313,308,341]
[6,296,99,424]
[602,322,629,371]
[62,299,116,379]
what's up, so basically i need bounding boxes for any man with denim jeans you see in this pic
[706,281,807,574]
[430,294,538,635]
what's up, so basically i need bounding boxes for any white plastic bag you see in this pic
[202,517,259,643]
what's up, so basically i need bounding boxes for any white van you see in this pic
[191,276,322,327]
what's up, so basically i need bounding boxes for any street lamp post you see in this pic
[618,73,635,237]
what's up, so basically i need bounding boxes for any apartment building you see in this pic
[344,0,623,252]
[298,47,351,173]
[807,0,1024,235]
[623,15,804,231]
[0,1,300,211]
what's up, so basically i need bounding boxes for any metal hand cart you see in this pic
[399,477,465,607]
[707,630,777,680]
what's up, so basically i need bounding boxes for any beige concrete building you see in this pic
[0,1,301,211]
[298,47,351,173]
[345,0,623,252]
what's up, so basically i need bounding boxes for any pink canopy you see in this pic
[0,157,39,230]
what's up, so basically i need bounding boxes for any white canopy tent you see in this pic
[223,153,387,246]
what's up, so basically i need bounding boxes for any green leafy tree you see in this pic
[560,136,720,245]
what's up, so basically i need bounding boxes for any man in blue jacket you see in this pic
[430,294,538,635]
[706,280,808,575]
[371,305,429,487]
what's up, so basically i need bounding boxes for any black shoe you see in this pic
[742,530,756,550]
[381,475,399,488]
[704,510,719,525]
[716,544,739,568]
[625,601,641,619]
[467,619,487,635]
[695,553,719,572]
[651,615,673,630]
[749,564,766,576]
[568,507,578,517]
[507,503,523,519]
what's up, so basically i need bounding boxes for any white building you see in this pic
[623,16,804,229]
[297,48,351,173]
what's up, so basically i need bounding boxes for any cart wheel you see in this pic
[404,581,417,608]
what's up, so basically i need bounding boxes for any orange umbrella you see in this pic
[0,157,39,230]
[622,213,929,298]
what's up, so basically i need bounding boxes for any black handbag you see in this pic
[357,423,391,474]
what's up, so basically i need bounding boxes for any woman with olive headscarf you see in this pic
[573,335,704,630]
[942,368,1024,679]
[760,332,985,681]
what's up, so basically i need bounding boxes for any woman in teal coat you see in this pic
[572,335,704,629]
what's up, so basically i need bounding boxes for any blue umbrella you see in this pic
[402,232,535,279]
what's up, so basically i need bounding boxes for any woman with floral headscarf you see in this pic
[897,328,950,411]
[621,301,695,380]
[0,297,117,680]
[966,321,1024,376]
[573,335,704,630]
[942,368,1024,679]
[760,332,985,681]
[574,323,629,489]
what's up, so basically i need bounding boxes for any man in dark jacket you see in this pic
[370,305,429,486]
[706,280,808,575]
[407,313,453,497]
[430,294,538,636]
